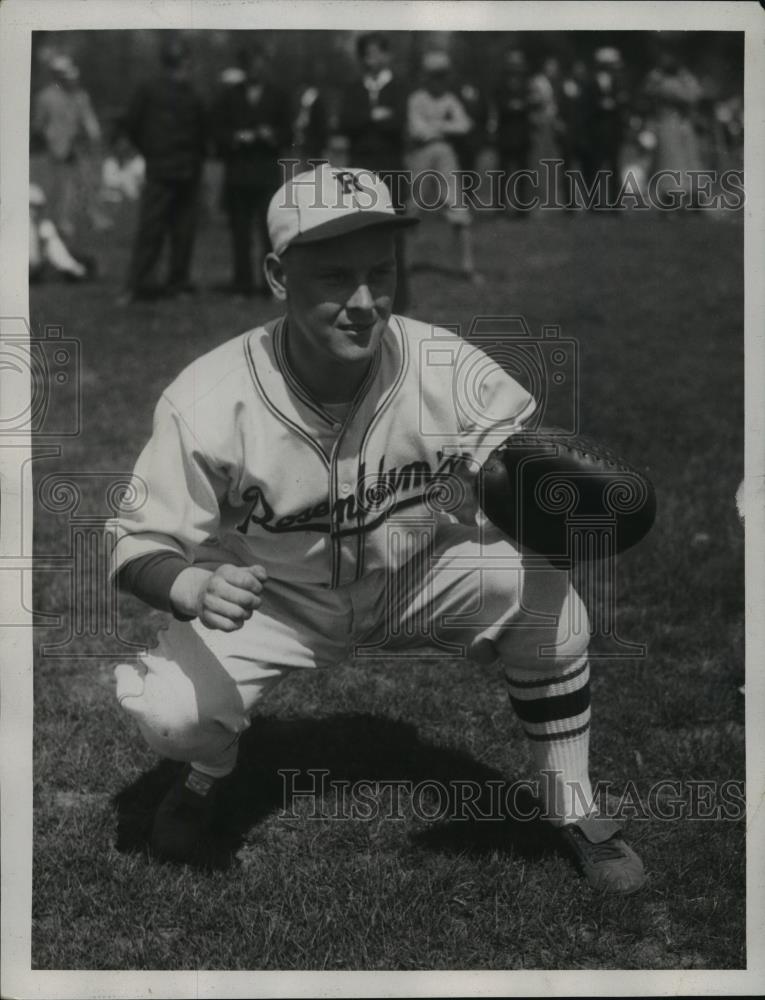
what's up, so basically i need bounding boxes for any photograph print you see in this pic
[1,2,759,992]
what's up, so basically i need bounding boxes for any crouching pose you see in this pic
[111,164,645,894]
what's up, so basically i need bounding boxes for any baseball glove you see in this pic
[476,427,656,566]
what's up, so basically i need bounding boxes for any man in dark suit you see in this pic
[213,47,292,296]
[121,35,207,302]
[582,47,630,210]
[339,33,409,311]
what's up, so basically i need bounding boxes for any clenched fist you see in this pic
[169,563,267,631]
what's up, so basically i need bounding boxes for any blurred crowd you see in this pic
[29,34,744,302]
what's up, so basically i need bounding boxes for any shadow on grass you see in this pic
[112,712,554,871]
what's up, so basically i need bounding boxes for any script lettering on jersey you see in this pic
[236,452,469,537]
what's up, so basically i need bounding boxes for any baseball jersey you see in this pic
[110,315,535,590]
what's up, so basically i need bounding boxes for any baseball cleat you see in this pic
[150,765,220,864]
[556,814,647,894]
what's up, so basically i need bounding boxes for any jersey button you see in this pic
[340,483,352,496]
[331,422,342,431]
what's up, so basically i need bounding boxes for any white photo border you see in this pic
[1,1,762,997]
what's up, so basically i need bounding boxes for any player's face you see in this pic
[278,227,397,367]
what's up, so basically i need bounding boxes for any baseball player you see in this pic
[111,163,645,894]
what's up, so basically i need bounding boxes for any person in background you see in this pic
[339,33,410,311]
[407,50,482,285]
[453,76,489,173]
[101,131,146,204]
[32,54,103,238]
[212,46,292,298]
[29,183,95,282]
[120,35,207,303]
[643,47,705,209]
[584,47,630,211]
[491,47,533,218]
[204,67,247,224]
[528,55,563,210]
[715,94,743,170]
[557,58,592,209]
[292,83,328,171]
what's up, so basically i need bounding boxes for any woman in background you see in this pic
[643,48,704,207]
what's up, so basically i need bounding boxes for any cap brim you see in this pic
[285,211,418,251]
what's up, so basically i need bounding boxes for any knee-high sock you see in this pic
[191,734,240,779]
[505,653,593,825]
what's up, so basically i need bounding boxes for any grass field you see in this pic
[30,200,745,970]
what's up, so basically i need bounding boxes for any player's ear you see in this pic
[264,252,287,301]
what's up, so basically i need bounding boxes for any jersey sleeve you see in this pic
[419,333,537,527]
[452,341,537,462]
[108,392,231,584]
[116,550,193,617]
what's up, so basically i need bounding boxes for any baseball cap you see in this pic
[267,164,417,256]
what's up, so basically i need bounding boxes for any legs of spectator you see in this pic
[428,141,481,284]
[607,151,620,211]
[167,177,201,294]
[500,149,531,217]
[47,157,79,237]
[453,224,482,284]
[126,176,173,296]
[222,184,255,293]
[82,153,113,231]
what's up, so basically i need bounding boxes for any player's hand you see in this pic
[196,563,267,631]
[170,564,267,631]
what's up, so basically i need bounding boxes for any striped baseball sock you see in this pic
[190,734,240,779]
[505,653,593,826]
